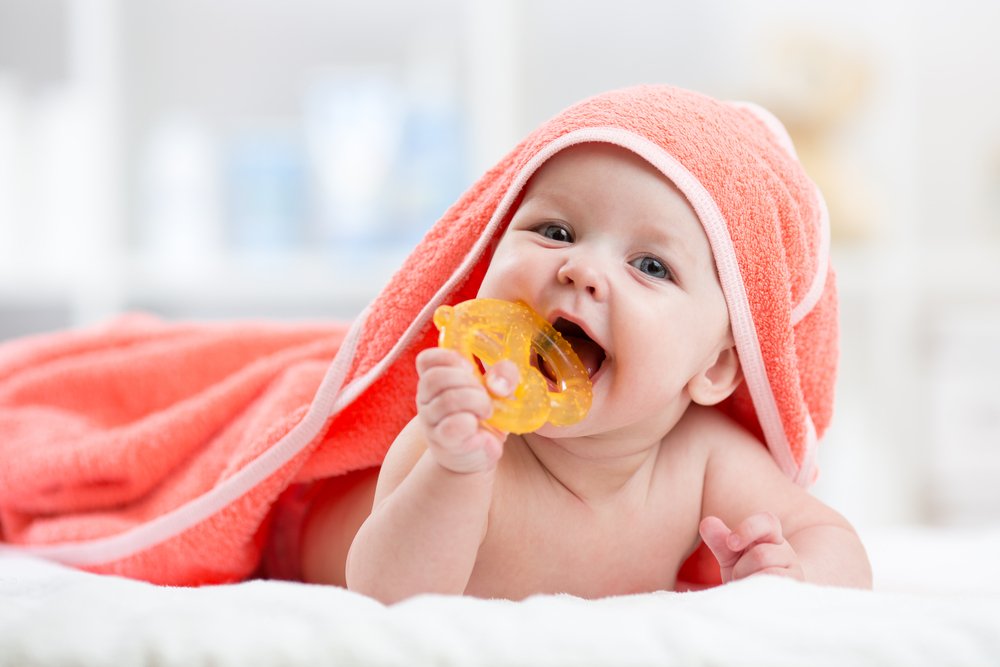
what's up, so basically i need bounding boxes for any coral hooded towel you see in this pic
[0,84,835,585]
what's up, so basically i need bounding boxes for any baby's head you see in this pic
[477,142,742,441]
[462,85,834,482]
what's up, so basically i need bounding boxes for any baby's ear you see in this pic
[687,345,743,407]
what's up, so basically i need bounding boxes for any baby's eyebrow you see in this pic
[510,194,579,225]
[644,222,714,276]
[521,183,586,208]
[642,219,692,254]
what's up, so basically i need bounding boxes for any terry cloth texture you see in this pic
[0,84,835,586]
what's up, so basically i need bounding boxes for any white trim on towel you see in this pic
[797,414,819,486]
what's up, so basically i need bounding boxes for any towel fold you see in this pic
[0,85,835,587]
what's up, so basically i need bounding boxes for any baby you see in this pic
[298,87,872,602]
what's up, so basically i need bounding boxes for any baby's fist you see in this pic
[415,349,517,473]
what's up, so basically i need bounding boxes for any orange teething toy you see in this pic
[433,298,592,434]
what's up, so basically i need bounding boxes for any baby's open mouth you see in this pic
[536,317,606,382]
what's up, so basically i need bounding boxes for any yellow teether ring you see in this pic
[432,298,593,434]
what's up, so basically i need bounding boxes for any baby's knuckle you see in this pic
[471,390,494,416]
[743,544,771,571]
[420,366,453,388]
[435,413,476,443]
[414,348,435,370]
[441,387,481,415]
[430,390,459,415]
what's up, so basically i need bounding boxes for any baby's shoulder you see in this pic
[657,405,764,476]
[667,404,756,451]
[675,406,796,498]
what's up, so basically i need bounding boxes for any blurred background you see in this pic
[0,0,998,533]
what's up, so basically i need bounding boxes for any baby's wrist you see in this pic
[429,456,499,488]
[433,451,499,476]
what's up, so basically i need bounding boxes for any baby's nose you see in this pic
[556,257,608,300]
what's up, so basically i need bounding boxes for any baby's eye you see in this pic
[630,256,672,280]
[536,224,573,243]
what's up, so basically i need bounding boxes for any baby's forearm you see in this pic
[787,523,872,589]
[345,451,495,603]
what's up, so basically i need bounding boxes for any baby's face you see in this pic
[477,143,734,441]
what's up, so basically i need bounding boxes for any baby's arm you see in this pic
[345,349,516,603]
[698,417,872,588]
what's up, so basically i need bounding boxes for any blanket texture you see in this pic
[4,543,1000,667]
[0,84,835,586]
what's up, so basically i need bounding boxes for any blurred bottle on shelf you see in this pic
[302,46,467,254]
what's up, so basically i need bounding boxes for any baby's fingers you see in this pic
[484,359,520,398]
[428,414,502,473]
[731,541,804,581]
[417,355,481,408]
[416,347,474,375]
[699,516,740,573]
[420,385,494,427]
[726,512,784,552]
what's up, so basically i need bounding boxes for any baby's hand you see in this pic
[699,513,804,583]
[415,348,518,474]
